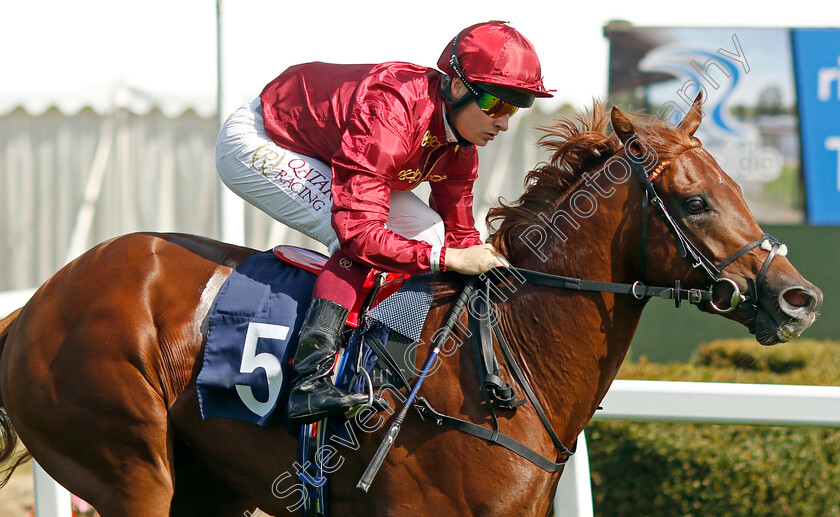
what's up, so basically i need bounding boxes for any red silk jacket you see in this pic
[260,61,483,274]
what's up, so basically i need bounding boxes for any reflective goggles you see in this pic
[473,89,519,118]
[449,52,519,119]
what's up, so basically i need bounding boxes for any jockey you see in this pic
[216,21,553,425]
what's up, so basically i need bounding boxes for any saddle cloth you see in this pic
[195,246,433,428]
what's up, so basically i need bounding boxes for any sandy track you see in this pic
[0,468,34,517]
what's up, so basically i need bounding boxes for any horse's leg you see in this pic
[3,292,180,516]
[4,347,176,516]
[1,233,253,517]
[169,385,304,516]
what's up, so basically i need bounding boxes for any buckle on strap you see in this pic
[688,289,704,305]
[669,281,713,308]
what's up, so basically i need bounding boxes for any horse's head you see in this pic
[610,96,822,345]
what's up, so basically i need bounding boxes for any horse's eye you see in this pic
[686,197,707,214]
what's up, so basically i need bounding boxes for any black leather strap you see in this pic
[468,283,525,409]
[717,234,766,271]
[756,235,781,288]
[413,284,575,473]
[496,266,713,304]
[363,330,412,391]
[415,397,569,472]
[488,313,575,457]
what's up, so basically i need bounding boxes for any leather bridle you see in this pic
[407,137,789,474]
[484,139,786,319]
[628,139,786,321]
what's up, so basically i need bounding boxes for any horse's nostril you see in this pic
[782,287,814,309]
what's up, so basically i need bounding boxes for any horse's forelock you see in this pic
[633,114,700,162]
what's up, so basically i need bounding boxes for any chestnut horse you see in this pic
[0,100,822,516]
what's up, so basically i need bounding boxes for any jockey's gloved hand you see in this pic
[445,244,509,275]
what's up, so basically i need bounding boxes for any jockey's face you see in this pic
[449,79,511,147]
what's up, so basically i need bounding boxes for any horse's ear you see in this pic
[679,93,703,136]
[610,105,636,144]
[611,105,646,156]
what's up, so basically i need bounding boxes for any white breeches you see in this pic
[215,98,445,254]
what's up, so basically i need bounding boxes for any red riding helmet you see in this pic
[437,21,553,108]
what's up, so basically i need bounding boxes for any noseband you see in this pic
[630,139,787,321]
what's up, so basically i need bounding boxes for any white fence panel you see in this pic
[554,380,840,516]
[33,462,71,517]
[594,379,840,426]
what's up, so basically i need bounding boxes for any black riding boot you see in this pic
[287,298,370,424]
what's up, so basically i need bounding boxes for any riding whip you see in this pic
[356,275,479,492]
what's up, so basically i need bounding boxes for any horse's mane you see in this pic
[487,102,697,259]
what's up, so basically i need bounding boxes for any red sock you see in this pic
[312,251,370,310]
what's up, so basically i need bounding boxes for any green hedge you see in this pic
[586,339,840,517]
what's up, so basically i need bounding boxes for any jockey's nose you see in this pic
[495,114,510,132]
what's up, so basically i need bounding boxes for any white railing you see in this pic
[553,380,840,517]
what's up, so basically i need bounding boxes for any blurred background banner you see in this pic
[604,24,808,224]
[792,29,840,225]
[603,23,840,359]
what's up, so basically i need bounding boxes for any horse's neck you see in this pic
[498,166,647,444]
[516,167,639,280]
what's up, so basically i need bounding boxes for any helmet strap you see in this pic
[441,75,474,111]
[445,112,474,148]
[440,76,475,147]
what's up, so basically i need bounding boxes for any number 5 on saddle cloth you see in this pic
[195,245,435,428]
[195,245,443,517]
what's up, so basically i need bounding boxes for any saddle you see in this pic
[194,245,551,517]
[274,246,520,398]
[272,246,396,326]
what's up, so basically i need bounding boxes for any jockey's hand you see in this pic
[444,244,510,275]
